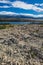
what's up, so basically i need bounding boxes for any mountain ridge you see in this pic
[0,15,43,19]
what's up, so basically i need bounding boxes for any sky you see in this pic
[0,0,43,18]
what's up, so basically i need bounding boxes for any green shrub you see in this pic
[0,25,6,29]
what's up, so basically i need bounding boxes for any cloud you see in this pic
[35,3,43,6]
[0,11,19,15]
[0,1,43,12]
[0,0,12,8]
[0,11,43,17]
[0,6,12,8]
[20,13,43,17]
[0,0,11,4]
[12,1,43,12]
[0,0,43,18]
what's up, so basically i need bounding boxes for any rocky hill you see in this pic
[0,24,43,65]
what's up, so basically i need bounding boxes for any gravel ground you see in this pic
[0,24,43,65]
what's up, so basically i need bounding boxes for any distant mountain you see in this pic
[0,15,43,20]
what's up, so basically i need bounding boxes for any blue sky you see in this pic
[0,0,43,17]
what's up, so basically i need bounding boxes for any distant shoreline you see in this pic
[0,18,43,22]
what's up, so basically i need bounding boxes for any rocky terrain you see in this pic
[0,24,43,65]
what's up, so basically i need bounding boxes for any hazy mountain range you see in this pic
[0,15,43,20]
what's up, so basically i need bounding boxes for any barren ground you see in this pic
[0,24,43,65]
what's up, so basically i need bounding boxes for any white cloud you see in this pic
[20,13,43,17]
[0,11,43,17]
[0,6,12,8]
[0,11,19,15]
[0,0,11,4]
[0,0,12,8]
[35,3,43,6]
[0,1,43,13]
[40,3,43,6]
[12,1,43,12]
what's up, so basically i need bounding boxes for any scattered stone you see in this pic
[2,38,18,45]
[0,24,43,65]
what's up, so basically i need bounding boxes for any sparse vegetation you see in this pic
[0,25,6,29]
[0,24,14,29]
